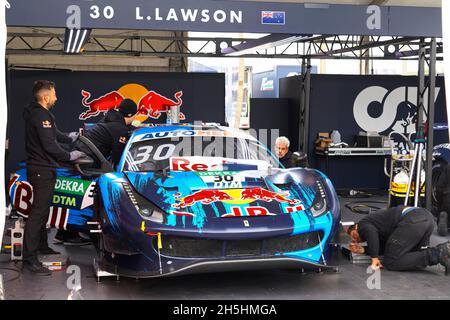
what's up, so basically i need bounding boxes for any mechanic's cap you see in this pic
[118,99,137,117]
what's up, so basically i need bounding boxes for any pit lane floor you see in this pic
[1,195,450,300]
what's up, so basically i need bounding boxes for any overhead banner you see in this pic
[6,1,442,36]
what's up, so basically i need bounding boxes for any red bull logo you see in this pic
[78,83,185,121]
[137,90,186,120]
[221,207,275,218]
[172,187,300,209]
[79,90,124,120]
[240,188,299,205]
[172,190,233,209]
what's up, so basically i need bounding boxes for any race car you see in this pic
[9,124,341,278]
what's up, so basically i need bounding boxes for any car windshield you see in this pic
[122,135,279,172]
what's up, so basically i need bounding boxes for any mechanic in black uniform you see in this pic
[275,136,309,168]
[434,164,450,235]
[22,80,86,275]
[75,98,138,168]
[347,206,450,274]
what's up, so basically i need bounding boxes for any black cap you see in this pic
[118,99,137,117]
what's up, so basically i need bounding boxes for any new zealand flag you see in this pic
[261,11,285,25]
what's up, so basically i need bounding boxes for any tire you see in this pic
[432,160,447,216]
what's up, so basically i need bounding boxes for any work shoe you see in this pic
[437,212,449,236]
[54,231,91,246]
[54,235,91,246]
[436,241,450,275]
[23,259,52,276]
[37,247,61,255]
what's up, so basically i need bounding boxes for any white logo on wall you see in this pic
[260,77,274,91]
[353,86,441,135]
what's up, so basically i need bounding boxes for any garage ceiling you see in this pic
[6,0,442,71]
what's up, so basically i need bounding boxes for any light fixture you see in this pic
[64,28,91,54]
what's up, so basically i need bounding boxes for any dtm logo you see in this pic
[260,77,274,91]
[353,86,440,135]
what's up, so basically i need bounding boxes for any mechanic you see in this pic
[347,206,450,274]
[275,136,308,168]
[75,98,138,168]
[22,80,86,275]
[434,163,450,235]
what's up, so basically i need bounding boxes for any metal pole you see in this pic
[416,38,425,129]
[404,144,418,206]
[303,57,311,153]
[298,58,306,151]
[425,38,437,211]
[414,143,423,207]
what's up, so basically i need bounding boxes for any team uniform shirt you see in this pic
[23,101,71,169]
[358,206,409,258]
[79,110,131,166]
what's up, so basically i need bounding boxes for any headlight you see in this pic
[310,197,327,218]
[310,180,328,218]
[122,183,167,224]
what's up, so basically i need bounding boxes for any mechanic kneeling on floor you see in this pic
[75,98,138,169]
[347,206,450,274]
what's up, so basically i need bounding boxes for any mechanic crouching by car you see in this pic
[275,136,309,168]
[434,163,450,236]
[347,206,450,274]
[22,80,87,275]
[75,98,138,169]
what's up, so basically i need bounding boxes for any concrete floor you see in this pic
[1,195,450,300]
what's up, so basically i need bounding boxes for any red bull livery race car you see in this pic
[9,124,341,278]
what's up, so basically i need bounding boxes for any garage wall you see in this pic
[280,74,448,189]
[6,70,225,174]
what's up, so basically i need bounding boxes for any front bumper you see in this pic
[100,254,338,279]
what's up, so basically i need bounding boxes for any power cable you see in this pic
[344,200,388,215]
[0,267,21,283]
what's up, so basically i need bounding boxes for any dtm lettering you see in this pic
[136,7,243,24]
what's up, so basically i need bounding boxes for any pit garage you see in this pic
[0,0,450,303]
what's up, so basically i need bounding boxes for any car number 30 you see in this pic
[133,144,176,164]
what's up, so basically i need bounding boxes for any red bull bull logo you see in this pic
[78,83,185,121]
[172,190,233,209]
[79,90,124,120]
[240,188,299,205]
[137,90,186,120]
[172,187,300,209]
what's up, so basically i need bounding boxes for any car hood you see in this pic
[124,168,328,225]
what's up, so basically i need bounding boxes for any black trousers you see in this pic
[23,167,56,262]
[383,209,435,271]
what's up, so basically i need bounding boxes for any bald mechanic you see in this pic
[347,206,450,274]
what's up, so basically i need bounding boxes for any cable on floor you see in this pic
[344,200,388,215]
[0,267,21,283]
